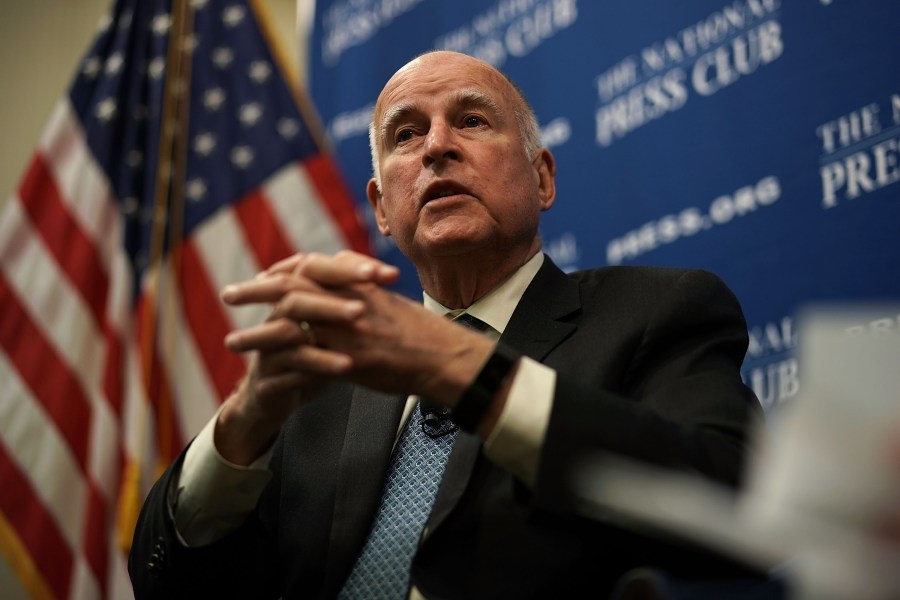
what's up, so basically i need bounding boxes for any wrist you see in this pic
[452,343,520,433]
[215,388,283,465]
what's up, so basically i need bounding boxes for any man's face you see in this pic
[367,52,554,266]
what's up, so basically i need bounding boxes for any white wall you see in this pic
[0,1,302,598]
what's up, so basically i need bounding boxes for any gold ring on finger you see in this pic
[299,320,318,346]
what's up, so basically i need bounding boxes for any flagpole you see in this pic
[250,0,333,153]
[160,0,195,471]
[116,0,194,553]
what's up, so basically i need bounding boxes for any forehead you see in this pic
[374,53,516,125]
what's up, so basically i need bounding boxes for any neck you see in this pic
[416,241,541,309]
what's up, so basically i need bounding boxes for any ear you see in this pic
[366,178,391,236]
[532,148,556,212]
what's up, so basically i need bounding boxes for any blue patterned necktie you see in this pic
[338,313,487,599]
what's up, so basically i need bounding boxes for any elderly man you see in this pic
[129,50,765,599]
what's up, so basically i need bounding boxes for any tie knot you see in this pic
[453,312,488,332]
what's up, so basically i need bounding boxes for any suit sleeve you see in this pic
[533,268,763,513]
[128,442,283,599]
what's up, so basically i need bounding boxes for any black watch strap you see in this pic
[452,343,520,432]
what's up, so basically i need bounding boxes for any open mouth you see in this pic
[423,181,473,205]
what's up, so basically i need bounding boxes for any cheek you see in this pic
[378,190,418,241]
[500,170,544,228]
[381,160,419,196]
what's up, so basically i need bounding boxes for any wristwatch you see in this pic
[452,343,519,432]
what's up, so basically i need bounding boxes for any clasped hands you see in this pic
[214,250,495,464]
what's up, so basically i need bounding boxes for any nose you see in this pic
[423,120,459,167]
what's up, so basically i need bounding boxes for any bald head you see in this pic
[368,51,541,191]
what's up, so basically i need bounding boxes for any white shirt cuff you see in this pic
[483,356,555,487]
[173,411,274,546]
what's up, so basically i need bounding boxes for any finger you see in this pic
[263,251,381,278]
[256,252,399,291]
[270,289,365,323]
[264,253,308,276]
[257,344,353,379]
[226,319,337,353]
[221,271,322,306]
[226,319,308,352]
[334,249,400,285]
[298,251,400,287]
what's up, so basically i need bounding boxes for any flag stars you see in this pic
[239,102,263,126]
[82,57,102,79]
[151,14,172,36]
[212,46,234,69]
[278,118,300,139]
[191,0,210,8]
[203,87,226,111]
[95,98,118,122]
[223,5,246,27]
[148,57,166,80]
[231,146,254,169]
[249,61,271,83]
[127,151,143,168]
[96,13,112,33]
[186,178,207,201]
[193,132,217,156]
[212,47,234,69]
[106,52,124,76]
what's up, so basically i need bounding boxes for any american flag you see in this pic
[0,0,369,597]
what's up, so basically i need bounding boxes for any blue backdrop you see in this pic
[307,0,900,414]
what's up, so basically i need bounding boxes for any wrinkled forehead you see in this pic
[373,52,515,130]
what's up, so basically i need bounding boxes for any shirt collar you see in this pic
[422,252,544,335]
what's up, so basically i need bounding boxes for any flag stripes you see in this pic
[0,0,371,597]
[232,186,297,273]
[18,158,112,329]
[179,240,249,400]
[0,275,94,476]
[0,442,74,598]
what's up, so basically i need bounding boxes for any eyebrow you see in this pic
[379,102,419,142]
[378,89,504,143]
[450,89,503,118]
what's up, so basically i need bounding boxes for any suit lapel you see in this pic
[427,256,582,531]
[325,386,405,592]
[502,256,581,362]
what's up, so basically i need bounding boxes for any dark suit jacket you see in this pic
[129,257,765,599]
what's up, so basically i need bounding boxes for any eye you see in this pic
[463,115,485,128]
[395,129,415,144]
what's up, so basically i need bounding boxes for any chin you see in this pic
[414,231,492,258]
